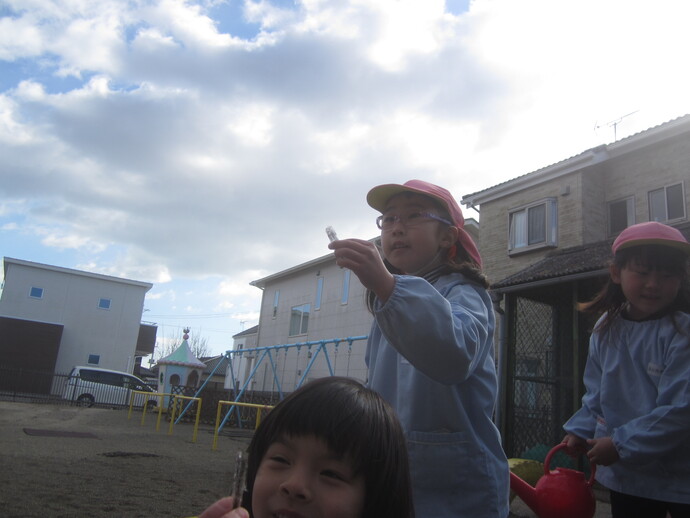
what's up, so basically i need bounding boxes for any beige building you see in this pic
[462,114,690,458]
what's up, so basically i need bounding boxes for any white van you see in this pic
[64,366,158,409]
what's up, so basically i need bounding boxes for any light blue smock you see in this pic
[366,273,510,518]
[563,311,690,504]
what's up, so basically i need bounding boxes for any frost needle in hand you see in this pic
[231,450,247,509]
[325,226,339,242]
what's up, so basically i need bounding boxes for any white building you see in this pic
[0,257,155,375]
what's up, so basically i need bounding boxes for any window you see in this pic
[341,269,351,304]
[289,303,310,336]
[272,290,280,318]
[87,354,100,365]
[649,182,685,222]
[315,277,324,310]
[29,286,44,299]
[608,197,635,236]
[98,298,111,310]
[508,198,557,254]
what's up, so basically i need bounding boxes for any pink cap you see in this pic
[366,179,482,267]
[612,221,690,255]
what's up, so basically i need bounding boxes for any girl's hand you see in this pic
[561,434,588,456]
[328,238,395,302]
[198,497,249,518]
[586,437,619,466]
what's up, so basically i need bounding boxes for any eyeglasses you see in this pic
[376,211,452,230]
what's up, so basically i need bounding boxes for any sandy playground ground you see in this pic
[0,401,612,517]
[0,401,250,517]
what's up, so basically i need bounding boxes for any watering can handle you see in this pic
[544,443,596,486]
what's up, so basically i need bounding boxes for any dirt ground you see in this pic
[0,401,251,518]
[0,401,611,518]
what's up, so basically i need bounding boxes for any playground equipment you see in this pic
[212,400,274,450]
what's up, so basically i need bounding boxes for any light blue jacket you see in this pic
[564,311,690,504]
[366,273,509,518]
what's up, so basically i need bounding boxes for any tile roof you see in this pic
[492,222,690,290]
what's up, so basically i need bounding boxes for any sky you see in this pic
[2,0,690,360]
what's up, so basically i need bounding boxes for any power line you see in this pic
[146,313,235,319]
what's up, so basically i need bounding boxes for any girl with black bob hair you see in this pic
[199,376,414,518]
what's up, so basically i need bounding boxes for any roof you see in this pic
[157,340,206,368]
[251,237,379,288]
[199,354,228,375]
[233,324,258,338]
[491,241,611,291]
[2,256,153,290]
[493,221,690,292]
[462,114,690,208]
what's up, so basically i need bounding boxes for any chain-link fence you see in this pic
[506,295,578,469]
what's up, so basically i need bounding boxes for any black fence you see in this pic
[0,366,280,430]
[0,367,70,405]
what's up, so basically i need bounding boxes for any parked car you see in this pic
[64,366,158,409]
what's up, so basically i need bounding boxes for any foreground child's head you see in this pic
[242,376,414,518]
[582,222,690,327]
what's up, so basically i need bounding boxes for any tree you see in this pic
[154,327,210,361]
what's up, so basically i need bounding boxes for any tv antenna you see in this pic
[594,110,639,141]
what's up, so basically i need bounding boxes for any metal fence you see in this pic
[0,366,285,431]
[0,367,71,405]
[506,296,576,468]
[0,367,158,408]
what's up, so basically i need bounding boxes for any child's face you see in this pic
[380,193,455,274]
[252,434,365,518]
[611,259,682,320]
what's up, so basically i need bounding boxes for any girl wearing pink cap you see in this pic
[563,221,690,517]
[329,180,509,518]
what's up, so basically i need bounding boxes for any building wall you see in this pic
[478,171,588,283]
[247,255,372,391]
[477,130,690,285]
[580,160,607,245]
[0,258,151,374]
[603,134,690,226]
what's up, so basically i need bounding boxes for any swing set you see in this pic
[174,335,368,434]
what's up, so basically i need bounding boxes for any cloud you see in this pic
[2,0,690,353]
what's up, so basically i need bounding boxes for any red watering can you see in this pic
[509,443,596,518]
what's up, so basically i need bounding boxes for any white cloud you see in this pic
[2,0,689,353]
[0,14,44,59]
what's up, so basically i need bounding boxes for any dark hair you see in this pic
[579,244,690,334]
[242,376,414,518]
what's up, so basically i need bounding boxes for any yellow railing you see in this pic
[212,401,274,450]
[168,395,203,443]
[128,391,171,431]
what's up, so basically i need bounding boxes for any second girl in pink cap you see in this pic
[563,221,690,517]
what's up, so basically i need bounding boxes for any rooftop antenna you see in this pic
[594,110,639,141]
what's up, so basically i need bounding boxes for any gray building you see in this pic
[0,257,155,376]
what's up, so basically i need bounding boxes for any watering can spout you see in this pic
[510,470,540,514]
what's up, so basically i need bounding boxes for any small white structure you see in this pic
[156,329,205,406]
